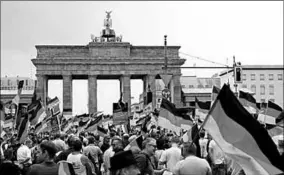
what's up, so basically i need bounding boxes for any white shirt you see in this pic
[208,140,224,164]
[67,153,86,175]
[159,145,182,172]
[103,146,114,175]
[199,138,208,158]
[17,145,32,164]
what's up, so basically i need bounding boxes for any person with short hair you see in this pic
[159,136,182,172]
[53,133,66,153]
[27,141,59,175]
[54,135,75,163]
[208,140,226,175]
[17,139,33,174]
[135,137,166,175]
[0,148,22,175]
[83,136,103,175]
[110,150,140,175]
[173,142,212,175]
[67,139,95,175]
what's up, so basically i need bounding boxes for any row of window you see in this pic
[1,79,31,86]
[243,74,282,81]
[242,84,275,95]
[0,86,35,90]
[261,99,274,103]
[181,85,214,88]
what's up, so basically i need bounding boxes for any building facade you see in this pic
[219,65,284,108]
[180,76,221,106]
[138,76,221,108]
[0,76,36,104]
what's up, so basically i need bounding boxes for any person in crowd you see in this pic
[53,133,66,153]
[0,148,22,175]
[208,139,226,175]
[102,136,122,175]
[159,136,182,173]
[135,137,166,175]
[54,135,75,163]
[83,136,103,175]
[199,130,209,159]
[93,134,101,147]
[112,138,124,154]
[27,141,58,175]
[67,138,95,175]
[100,136,111,153]
[17,139,33,174]
[122,134,130,148]
[155,137,165,170]
[173,142,212,175]
[110,150,140,175]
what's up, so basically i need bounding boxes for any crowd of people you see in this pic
[0,121,283,175]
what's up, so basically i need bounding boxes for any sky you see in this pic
[1,1,283,114]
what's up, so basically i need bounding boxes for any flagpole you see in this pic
[263,101,268,129]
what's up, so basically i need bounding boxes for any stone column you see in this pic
[172,74,182,107]
[147,74,156,108]
[142,75,157,108]
[62,74,72,116]
[36,74,48,107]
[88,75,97,114]
[120,75,131,114]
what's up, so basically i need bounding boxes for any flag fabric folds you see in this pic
[29,100,46,126]
[203,84,283,175]
[195,97,210,121]
[97,125,108,137]
[239,90,258,114]
[158,98,193,134]
[18,114,30,143]
[211,86,220,104]
[85,115,103,132]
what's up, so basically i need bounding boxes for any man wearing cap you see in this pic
[110,150,140,175]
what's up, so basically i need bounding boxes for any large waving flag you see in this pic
[158,98,194,134]
[239,90,258,114]
[203,84,283,175]
[195,97,211,121]
[18,114,30,143]
[29,100,46,126]
[211,86,220,104]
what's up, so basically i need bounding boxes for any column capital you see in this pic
[121,74,131,78]
[88,74,97,78]
[147,74,157,78]
[35,74,47,78]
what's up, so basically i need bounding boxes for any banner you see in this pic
[113,102,128,125]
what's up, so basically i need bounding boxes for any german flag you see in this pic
[203,84,283,174]
[85,115,103,132]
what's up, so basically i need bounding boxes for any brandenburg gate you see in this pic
[32,12,185,116]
